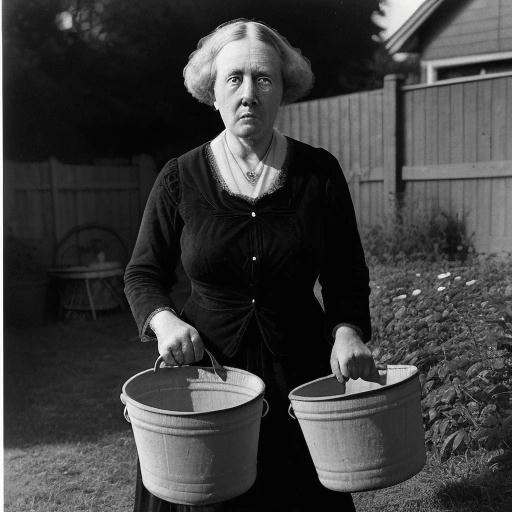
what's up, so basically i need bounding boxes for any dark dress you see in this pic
[124,137,371,512]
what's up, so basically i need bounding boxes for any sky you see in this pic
[376,0,426,38]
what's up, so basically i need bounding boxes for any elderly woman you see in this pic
[125,18,376,512]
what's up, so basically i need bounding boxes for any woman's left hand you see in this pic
[330,326,379,383]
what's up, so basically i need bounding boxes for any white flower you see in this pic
[454,276,462,281]
[437,272,451,279]
[437,286,446,292]
[394,294,407,300]
[466,279,476,286]
[412,289,421,296]
[415,273,421,277]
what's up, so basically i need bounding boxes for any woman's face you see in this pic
[213,37,283,144]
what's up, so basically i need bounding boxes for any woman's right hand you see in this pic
[150,310,204,366]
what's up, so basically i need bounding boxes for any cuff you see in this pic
[332,322,365,340]
[140,306,178,342]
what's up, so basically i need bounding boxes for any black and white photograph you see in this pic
[3,1,512,511]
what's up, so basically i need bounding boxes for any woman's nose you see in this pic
[241,79,258,106]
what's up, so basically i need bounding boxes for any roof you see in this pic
[385,0,446,54]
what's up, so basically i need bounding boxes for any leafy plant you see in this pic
[362,205,474,264]
[369,256,512,459]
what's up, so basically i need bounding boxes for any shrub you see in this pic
[362,206,474,264]
[369,256,512,459]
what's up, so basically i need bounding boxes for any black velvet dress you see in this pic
[124,137,371,512]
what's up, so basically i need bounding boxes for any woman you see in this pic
[125,18,377,512]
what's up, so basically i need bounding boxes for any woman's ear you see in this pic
[213,101,219,111]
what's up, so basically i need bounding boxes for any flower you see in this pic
[454,276,462,281]
[437,272,451,279]
[437,286,446,292]
[394,294,407,300]
[415,273,421,277]
[412,289,421,296]
[466,279,476,286]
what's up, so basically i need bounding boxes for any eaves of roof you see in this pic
[385,0,446,54]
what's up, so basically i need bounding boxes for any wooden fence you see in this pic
[5,73,512,267]
[275,73,512,254]
[4,156,156,267]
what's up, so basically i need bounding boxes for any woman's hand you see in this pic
[330,325,379,383]
[150,310,204,366]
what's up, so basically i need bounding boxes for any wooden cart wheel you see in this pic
[53,223,129,267]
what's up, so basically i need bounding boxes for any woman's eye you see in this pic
[257,77,272,88]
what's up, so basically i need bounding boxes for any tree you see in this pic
[4,0,385,162]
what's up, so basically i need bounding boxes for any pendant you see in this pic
[246,170,260,184]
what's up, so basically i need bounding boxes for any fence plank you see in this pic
[49,158,62,244]
[477,80,492,161]
[299,101,310,143]
[370,91,384,170]
[360,92,370,175]
[329,97,341,163]
[491,78,508,160]
[491,178,506,237]
[412,89,426,166]
[508,78,512,159]
[425,87,438,165]
[340,96,351,173]
[438,86,451,164]
[450,83,464,163]
[404,90,413,166]
[463,179,478,241]
[506,178,512,239]
[450,178,465,219]
[319,99,330,150]
[349,94,362,173]
[308,100,320,147]
[463,82,478,163]
[476,179,492,252]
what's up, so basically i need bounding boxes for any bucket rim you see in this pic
[288,365,419,402]
[121,364,266,417]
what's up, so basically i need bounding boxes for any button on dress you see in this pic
[124,137,371,512]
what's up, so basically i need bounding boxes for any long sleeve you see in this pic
[318,149,371,342]
[124,159,183,341]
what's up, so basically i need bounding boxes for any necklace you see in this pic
[224,132,274,185]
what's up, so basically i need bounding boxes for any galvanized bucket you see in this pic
[121,351,267,505]
[288,365,426,492]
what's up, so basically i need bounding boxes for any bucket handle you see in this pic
[153,348,227,381]
[262,398,270,418]
[287,365,389,421]
[120,393,131,423]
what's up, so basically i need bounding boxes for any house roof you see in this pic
[385,0,446,54]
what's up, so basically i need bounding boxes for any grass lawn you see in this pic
[4,257,512,511]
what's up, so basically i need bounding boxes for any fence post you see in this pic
[134,154,157,213]
[382,74,403,228]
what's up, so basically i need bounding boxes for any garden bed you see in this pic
[4,256,512,511]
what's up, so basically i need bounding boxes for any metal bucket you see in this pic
[288,365,426,492]
[121,352,267,505]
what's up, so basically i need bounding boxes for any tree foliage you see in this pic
[4,0,385,162]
